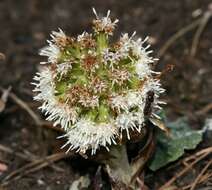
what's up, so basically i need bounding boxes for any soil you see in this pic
[0,0,212,189]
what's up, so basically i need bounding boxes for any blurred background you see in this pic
[0,0,211,189]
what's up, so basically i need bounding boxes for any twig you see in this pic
[182,173,212,190]
[0,86,64,132]
[0,144,29,161]
[158,18,201,58]
[184,147,212,163]
[158,5,212,58]
[0,144,64,172]
[41,121,65,132]
[159,148,212,190]
[8,93,41,125]
[1,152,72,186]
[190,160,212,190]
[190,10,212,57]
[165,147,212,171]
[195,103,212,116]
[4,102,40,114]
[0,86,42,126]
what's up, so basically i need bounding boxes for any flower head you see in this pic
[33,9,165,155]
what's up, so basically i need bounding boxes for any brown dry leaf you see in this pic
[131,128,155,183]
[0,100,5,113]
[0,86,11,113]
[150,118,170,136]
[69,175,91,190]
[0,52,6,60]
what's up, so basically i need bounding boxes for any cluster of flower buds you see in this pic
[33,9,165,155]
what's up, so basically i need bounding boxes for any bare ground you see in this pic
[0,0,212,189]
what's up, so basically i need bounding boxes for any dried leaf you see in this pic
[131,121,155,183]
[0,87,11,113]
[69,175,91,190]
[0,53,6,60]
[150,118,170,136]
[0,100,5,113]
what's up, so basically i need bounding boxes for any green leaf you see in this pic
[149,117,203,171]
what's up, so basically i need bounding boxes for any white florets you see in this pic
[78,95,99,108]
[60,119,118,155]
[33,68,55,102]
[33,9,165,155]
[56,63,72,78]
[92,8,119,35]
[116,112,144,139]
[39,42,60,64]
[135,60,152,79]
[33,68,78,130]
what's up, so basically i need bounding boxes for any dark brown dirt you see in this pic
[0,0,212,189]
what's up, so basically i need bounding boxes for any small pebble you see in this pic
[192,9,202,18]
[0,162,8,174]
[37,179,45,186]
